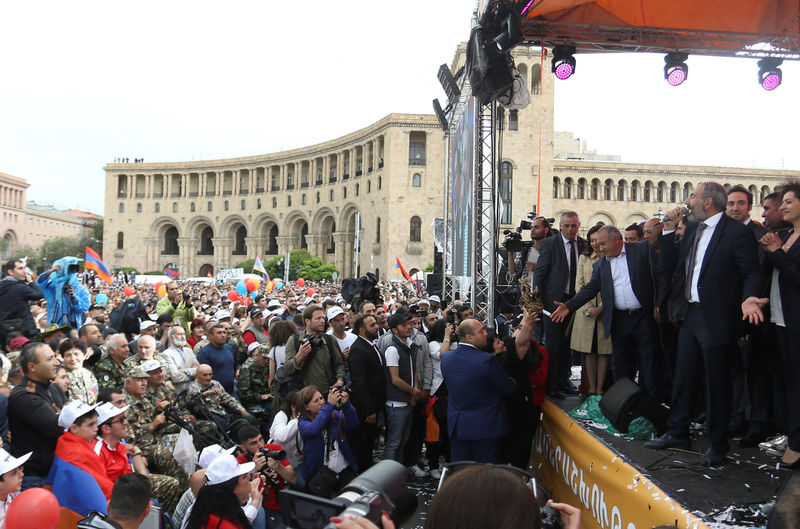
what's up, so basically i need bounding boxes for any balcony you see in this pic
[286,183,294,190]
[329,176,337,183]
[368,166,373,173]
[301,182,309,188]
[271,186,280,192]
[223,190,232,196]
[355,170,362,177]
[255,187,264,193]
[239,190,248,195]
[315,179,323,186]
[189,192,198,197]
[171,192,181,197]
[343,173,349,180]
[378,160,384,169]
[135,192,145,198]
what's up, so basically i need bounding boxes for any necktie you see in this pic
[568,240,577,295]
[684,223,707,300]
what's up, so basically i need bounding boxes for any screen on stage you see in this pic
[449,96,475,279]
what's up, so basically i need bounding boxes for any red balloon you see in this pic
[6,487,60,529]
[154,281,164,292]
[297,278,306,288]
[244,278,256,292]
[306,288,316,297]
[123,286,135,297]
[227,290,239,301]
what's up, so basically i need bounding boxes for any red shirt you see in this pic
[236,443,289,512]
[92,439,133,482]
[203,514,247,529]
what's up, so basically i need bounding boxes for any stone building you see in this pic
[102,45,798,277]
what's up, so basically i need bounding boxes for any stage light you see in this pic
[552,45,576,80]
[437,64,461,104]
[432,99,449,132]
[664,53,688,86]
[492,9,522,52]
[758,58,783,91]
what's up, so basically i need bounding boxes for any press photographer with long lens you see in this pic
[284,306,346,393]
[505,214,552,283]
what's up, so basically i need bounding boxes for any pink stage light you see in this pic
[667,68,687,86]
[554,62,574,80]
[761,72,781,91]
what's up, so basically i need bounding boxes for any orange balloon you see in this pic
[251,278,261,291]
[227,290,238,301]
[123,286,135,297]
[157,284,167,297]
[6,488,59,529]
[266,282,274,293]
[297,278,306,288]
[306,288,316,297]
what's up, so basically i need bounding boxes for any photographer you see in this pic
[236,424,296,529]
[283,305,346,392]
[507,216,551,283]
[0,259,44,349]
[156,281,196,335]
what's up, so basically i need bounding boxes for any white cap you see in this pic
[247,342,262,353]
[0,448,31,476]
[205,454,255,485]
[418,299,430,306]
[198,444,237,469]
[327,307,345,321]
[215,310,231,320]
[268,299,282,309]
[96,402,130,425]
[139,320,157,330]
[141,359,162,372]
[429,295,441,303]
[58,400,100,431]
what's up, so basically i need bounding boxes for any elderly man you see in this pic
[237,343,272,416]
[158,325,198,394]
[94,334,130,390]
[441,319,516,464]
[187,364,252,432]
[156,281,196,334]
[128,320,160,356]
[8,342,64,489]
[123,335,165,372]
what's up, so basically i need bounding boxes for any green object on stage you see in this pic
[568,396,657,440]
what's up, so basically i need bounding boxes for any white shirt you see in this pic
[607,248,642,310]
[526,245,541,282]
[770,268,785,327]
[561,235,578,293]
[429,341,444,395]
[327,329,357,352]
[688,211,723,303]
[270,345,287,370]
[269,410,303,468]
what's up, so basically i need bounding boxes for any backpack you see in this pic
[273,333,338,397]
[108,297,148,339]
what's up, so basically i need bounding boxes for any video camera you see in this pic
[502,211,556,253]
[279,460,417,529]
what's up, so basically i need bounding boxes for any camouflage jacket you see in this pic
[187,379,244,416]
[145,380,177,410]
[66,367,99,404]
[123,353,167,372]
[124,392,162,452]
[236,357,270,409]
[93,355,125,390]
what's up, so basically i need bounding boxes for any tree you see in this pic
[90,220,104,255]
[7,246,44,273]
[298,257,339,281]
[264,249,337,281]
[423,263,434,273]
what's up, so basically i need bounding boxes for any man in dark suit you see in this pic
[646,182,764,466]
[347,314,386,471]
[551,225,659,399]
[531,211,586,398]
[441,319,516,463]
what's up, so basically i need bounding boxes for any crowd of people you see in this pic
[0,177,798,528]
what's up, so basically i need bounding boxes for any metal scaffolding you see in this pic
[472,100,497,325]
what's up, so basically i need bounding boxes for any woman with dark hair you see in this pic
[569,223,612,397]
[185,454,261,529]
[187,317,206,349]
[759,181,800,468]
[269,389,304,469]
[296,385,359,498]
[59,337,99,404]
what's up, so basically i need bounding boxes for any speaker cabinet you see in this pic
[599,378,668,435]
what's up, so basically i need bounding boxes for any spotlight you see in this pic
[664,52,688,86]
[758,58,783,91]
[552,45,576,80]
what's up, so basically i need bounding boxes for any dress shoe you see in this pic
[645,433,691,450]
[546,390,567,400]
[701,448,726,467]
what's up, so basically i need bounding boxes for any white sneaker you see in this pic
[429,468,441,479]
[408,464,428,478]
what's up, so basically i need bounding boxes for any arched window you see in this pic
[553,177,560,199]
[190,203,195,212]
[376,217,381,243]
[577,179,587,199]
[267,225,278,254]
[355,184,360,196]
[136,203,142,213]
[683,182,693,201]
[412,173,421,187]
[591,179,600,200]
[563,178,573,199]
[644,182,653,202]
[119,203,124,213]
[272,197,277,208]
[509,110,519,131]
[241,200,246,210]
[631,181,640,201]
[257,199,262,209]
[316,192,320,204]
[163,227,179,255]
[330,190,334,201]
[670,182,680,203]
[531,64,542,95]
[287,196,291,206]
[604,179,613,200]
[343,187,347,198]
[500,162,513,224]
[224,201,229,211]
[302,194,307,205]
[154,203,160,213]
[207,201,213,212]
[116,232,124,250]
[173,202,178,213]
[233,226,247,255]
[199,227,214,255]
[617,180,627,201]
[410,216,422,242]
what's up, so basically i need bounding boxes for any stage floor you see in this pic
[551,393,789,526]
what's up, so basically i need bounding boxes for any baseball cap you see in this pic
[198,444,237,469]
[141,359,162,372]
[388,307,413,329]
[268,299,282,309]
[7,336,31,351]
[0,448,31,476]
[215,310,231,321]
[250,308,264,319]
[139,320,157,331]
[96,402,130,425]
[247,342,264,354]
[125,365,149,379]
[205,454,255,485]
[327,307,345,321]
[58,400,100,431]
[418,299,430,306]
[429,295,441,303]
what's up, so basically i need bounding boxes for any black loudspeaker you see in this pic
[599,378,668,435]
[426,274,442,298]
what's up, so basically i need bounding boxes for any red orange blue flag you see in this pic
[84,246,112,285]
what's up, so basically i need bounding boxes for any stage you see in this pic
[534,394,789,529]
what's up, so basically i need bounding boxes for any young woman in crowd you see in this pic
[184,454,261,529]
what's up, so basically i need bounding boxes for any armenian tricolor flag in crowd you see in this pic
[253,257,270,284]
[164,267,180,279]
[395,257,412,281]
[84,246,112,285]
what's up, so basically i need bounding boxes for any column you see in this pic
[343,233,355,277]
[182,174,188,197]
[144,238,160,272]
[244,237,264,260]
[128,175,134,198]
[303,234,325,258]
[212,237,233,270]
[332,232,349,275]
[280,165,286,190]
[177,237,196,277]
[275,236,295,257]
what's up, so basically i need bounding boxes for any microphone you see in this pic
[655,206,689,225]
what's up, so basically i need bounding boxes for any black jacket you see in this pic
[531,235,587,311]
[0,276,44,344]
[348,336,386,419]
[9,376,65,477]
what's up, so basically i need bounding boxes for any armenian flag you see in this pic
[164,267,180,279]
[395,257,412,281]
[84,246,112,285]
[253,257,270,284]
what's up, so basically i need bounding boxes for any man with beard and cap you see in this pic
[158,325,199,395]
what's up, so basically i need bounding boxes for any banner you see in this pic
[216,268,245,282]
[533,400,710,529]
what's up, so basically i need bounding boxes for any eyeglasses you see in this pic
[109,416,127,425]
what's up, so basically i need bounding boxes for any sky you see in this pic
[2,1,799,215]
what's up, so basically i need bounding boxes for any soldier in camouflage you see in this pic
[123,365,189,493]
[237,342,273,419]
[93,333,129,390]
[187,364,257,432]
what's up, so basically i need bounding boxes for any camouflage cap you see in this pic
[124,365,149,379]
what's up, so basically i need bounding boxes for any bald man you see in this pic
[187,364,252,431]
[441,319,516,463]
